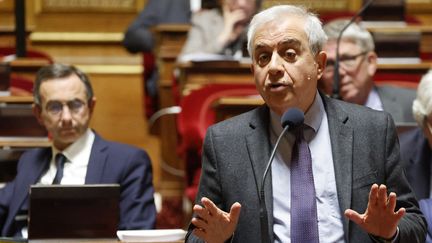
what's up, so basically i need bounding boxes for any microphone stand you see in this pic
[332,0,375,99]
[259,125,290,243]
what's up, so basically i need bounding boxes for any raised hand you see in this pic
[345,184,406,239]
[191,197,242,243]
[218,4,248,47]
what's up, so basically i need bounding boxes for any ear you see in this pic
[88,97,97,115]
[366,51,378,76]
[315,51,327,80]
[32,104,44,126]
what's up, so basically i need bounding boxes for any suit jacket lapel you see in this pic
[322,96,353,238]
[85,133,108,184]
[245,106,274,240]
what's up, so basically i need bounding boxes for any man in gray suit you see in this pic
[185,5,426,243]
[320,19,416,125]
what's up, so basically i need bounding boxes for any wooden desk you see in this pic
[214,96,264,122]
[177,61,254,95]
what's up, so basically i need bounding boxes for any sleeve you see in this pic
[185,127,223,243]
[179,10,226,58]
[381,113,427,242]
[122,0,160,53]
[118,149,157,230]
[0,181,14,233]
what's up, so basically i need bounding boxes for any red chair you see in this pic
[0,47,53,94]
[176,83,259,201]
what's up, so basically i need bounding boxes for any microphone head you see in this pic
[281,108,304,128]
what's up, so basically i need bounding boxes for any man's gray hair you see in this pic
[413,70,432,127]
[247,5,327,58]
[323,18,375,52]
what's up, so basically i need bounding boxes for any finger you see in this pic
[229,202,242,225]
[377,184,388,208]
[191,217,209,229]
[369,184,378,206]
[344,209,364,226]
[201,197,220,217]
[193,204,211,221]
[394,207,406,221]
[192,228,207,240]
[387,192,397,212]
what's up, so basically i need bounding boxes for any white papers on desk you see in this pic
[178,52,236,63]
[117,229,187,242]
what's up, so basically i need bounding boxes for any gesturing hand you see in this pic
[191,197,242,243]
[345,184,405,239]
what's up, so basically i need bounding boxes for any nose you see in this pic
[268,53,284,75]
[60,105,73,122]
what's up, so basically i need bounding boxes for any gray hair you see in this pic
[247,5,327,58]
[33,63,94,105]
[323,18,375,52]
[413,70,432,127]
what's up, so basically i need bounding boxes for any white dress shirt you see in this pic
[39,129,95,185]
[365,87,384,111]
[271,92,345,243]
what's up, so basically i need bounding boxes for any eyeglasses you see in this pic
[44,99,86,116]
[325,51,367,73]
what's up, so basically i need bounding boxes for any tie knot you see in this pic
[55,153,67,167]
[292,124,306,140]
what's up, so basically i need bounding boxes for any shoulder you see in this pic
[190,8,222,24]
[94,135,150,160]
[208,106,267,136]
[399,127,423,148]
[377,85,416,98]
[325,95,391,122]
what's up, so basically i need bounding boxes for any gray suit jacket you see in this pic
[186,95,426,242]
[376,85,416,124]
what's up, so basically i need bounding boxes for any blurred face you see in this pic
[250,16,326,115]
[33,74,96,150]
[423,115,432,148]
[321,39,377,105]
[224,0,257,24]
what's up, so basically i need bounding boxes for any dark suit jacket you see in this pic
[123,0,191,53]
[376,85,416,124]
[186,95,426,242]
[399,128,431,200]
[419,199,432,243]
[0,133,156,237]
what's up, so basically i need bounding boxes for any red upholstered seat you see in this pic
[177,84,258,201]
[0,47,53,94]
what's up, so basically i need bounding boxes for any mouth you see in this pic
[267,81,291,91]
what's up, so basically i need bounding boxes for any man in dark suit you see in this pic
[185,5,426,243]
[0,64,156,237]
[320,19,416,125]
[399,70,432,200]
[399,70,432,242]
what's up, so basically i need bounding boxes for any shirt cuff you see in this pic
[370,227,399,243]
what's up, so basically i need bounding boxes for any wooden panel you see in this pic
[32,0,144,32]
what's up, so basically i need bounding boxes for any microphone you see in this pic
[332,0,375,99]
[259,108,304,243]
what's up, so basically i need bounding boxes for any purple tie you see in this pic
[290,125,319,243]
[52,153,67,184]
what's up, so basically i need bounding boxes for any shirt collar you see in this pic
[270,91,324,137]
[51,129,94,162]
[364,87,383,111]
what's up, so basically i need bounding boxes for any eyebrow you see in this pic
[278,38,301,49]
[254,38,302,52]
